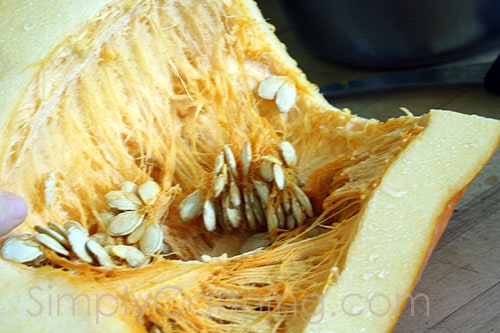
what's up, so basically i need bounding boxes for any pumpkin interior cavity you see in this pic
[0,0,426,330]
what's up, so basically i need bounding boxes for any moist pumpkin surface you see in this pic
[0,1,499,332]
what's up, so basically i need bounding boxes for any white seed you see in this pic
[280,141,297,167]
[67,226,93,263]
[33,233,69,256]
[282,190,291,214]
[1,235,44,263]
[261,155,283,166]
[243,189,257,230]
[104,190,142,210]
[257,76,287,100]
[203,199,217,232]
[121,181,138,193]
[277,205,286,229]
[140,223,163,254]
[108,211,145,236]
[212,169,227,198]
[160,243,171,254]
[242,141,252,178]
[223,193,241,228]
[286,214,296,230]
[127,222,146,244]
[292,184,314,217]
[98,211,115,229]
[48,221,67,236]
[64,221,88,235]
[229,177,241,207]
[44,172,57,206]
[275,80,297,113]
[90,233,109,246]
[223,145,239,178]
[291,196,306,226]
[179,189,204,222]
[273,164,286,190]
[213,152,225,175]
[109,244,132,258]
[240,233,273,254]
[253,180,270,205]
[109,245,150,268]
[266,207,279,231]
[259,161,274,182]
[126,247,149,268]
[138,180,161,206]
[86,239,114,267]
[252,195,266,225]
[35,225,68,246]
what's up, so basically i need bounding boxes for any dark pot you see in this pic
[281,0,500,68]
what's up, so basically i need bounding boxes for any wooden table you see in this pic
[258,1,500,331]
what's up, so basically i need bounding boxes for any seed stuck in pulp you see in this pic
[179,140,314,234]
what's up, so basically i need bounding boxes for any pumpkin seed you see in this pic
[223,193,241,228]
[98,211,115,229]
[213,152,225,175]
[86,239,114,267]
[259,160,274,182]
[35,225,68,246]
[243,189,257,230]
[121,181,138,193]
[203,199,217,232]
[108,210,145,236]
[33,233,70,256]
[257,76,287,100]
[126,247,149,268]
[90,232,109,246]
[104,190,142,210]
[138,180,161,206]
[64,221,88,235]
[266,207,279,231]
[140,223,163,254]
[223,145,239,178]
[291,196,305,226]
[240,233,274,253]
[286,214,296,230]
[253,180,270,205]
[229,176,241,207]
[273,163,285,190]
[260,155,283,166]
[280,141,297,167]
[1,235,44,263]
[127,222,146,244]
[212,171,227,198]
[242,141,252,177]
[275,80,296,113]
[48,221,67,236]
[292,183,314,217]
[179,189,204,222]
[277,205,286,229]
[67,226,93,263]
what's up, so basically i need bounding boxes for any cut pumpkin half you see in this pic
[0,1,499,332]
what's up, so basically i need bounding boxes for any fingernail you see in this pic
[6,193,28,224]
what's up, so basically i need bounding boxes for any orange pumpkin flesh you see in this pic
[0,1,499,332]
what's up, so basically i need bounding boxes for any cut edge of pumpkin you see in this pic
[299,109,500,332]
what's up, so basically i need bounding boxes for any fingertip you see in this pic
[0,191,28,235]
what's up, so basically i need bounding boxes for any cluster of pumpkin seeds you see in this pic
[179,140,314,233]
[257,75,297,113]
[0,180,168,268]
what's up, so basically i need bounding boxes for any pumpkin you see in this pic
[0,1,499,332]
